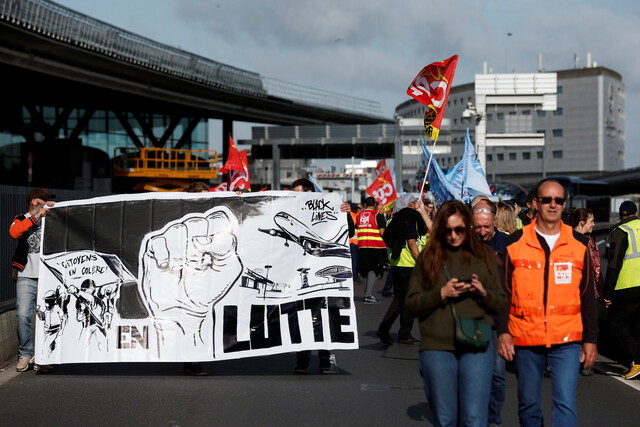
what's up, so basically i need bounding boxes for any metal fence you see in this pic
[0,185,111,309]
[0,0,384,118]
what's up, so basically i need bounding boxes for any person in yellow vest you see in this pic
[376,194,430,345]
[497,179,597,427]
[604,200,640,379]
[355,197,387,304]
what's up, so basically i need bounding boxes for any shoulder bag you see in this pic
[444,265,491,352]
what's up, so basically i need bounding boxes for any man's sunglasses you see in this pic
[445,226,466,235]
[537,196,566,205]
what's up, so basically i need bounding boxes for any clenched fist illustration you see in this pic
[140,207,243,353]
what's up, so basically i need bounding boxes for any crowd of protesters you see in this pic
[9,178,640,426]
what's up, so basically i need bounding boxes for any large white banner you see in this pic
[35,191,358,364]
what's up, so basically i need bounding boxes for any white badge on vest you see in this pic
[554,262,572,284]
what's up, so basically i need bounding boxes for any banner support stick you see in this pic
[419,138,437,202]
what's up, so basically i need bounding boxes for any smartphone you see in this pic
[457,277,472,284]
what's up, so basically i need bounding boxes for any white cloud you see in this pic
[53,0,640,167]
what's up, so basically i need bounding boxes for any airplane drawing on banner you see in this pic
[258,211,350,258]
[240,267,294,299]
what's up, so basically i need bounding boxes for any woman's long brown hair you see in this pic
[418,200,495,287]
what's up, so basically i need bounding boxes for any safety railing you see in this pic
[113,147,219,180]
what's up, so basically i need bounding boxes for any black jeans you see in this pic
[608,295,640,363]
[378,267,414,339]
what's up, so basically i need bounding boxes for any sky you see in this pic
[54,0,640,169]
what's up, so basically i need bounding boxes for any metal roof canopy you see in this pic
[0,0,388,126]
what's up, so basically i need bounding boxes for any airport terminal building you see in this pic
[395,65,625,186]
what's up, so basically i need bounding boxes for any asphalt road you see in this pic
[1,273,640,426]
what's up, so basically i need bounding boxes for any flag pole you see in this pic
[419,138,438,202]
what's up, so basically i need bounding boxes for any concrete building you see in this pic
[395,66,625,186]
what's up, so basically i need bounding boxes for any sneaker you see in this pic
[184,362,208,376]
[34,364,54,373]
[16,355,33,372]
[624,362,640,380]
[363,296,380,304]
[398,336,419,345]
[376,330,394,345]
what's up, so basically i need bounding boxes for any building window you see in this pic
[557,85,563,94]
[487,113,493,121]
[497,153,504,161]
[537,129,546,136]
[522,152,531,160]
[537,110,546,118]
[553,107,563,116]
[509,152,517,160]
[487,154,493,162]
[497,113,504,120]
[552,129,563,137]
[537,151,544,159]
[509,111,517,116]
[453,118,457,125]
[522,110,531,115]
[454,99,457,106]
[553,150,563,159]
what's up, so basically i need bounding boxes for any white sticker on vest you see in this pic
[554,262,572,284]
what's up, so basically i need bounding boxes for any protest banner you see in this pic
[35,191,358,364]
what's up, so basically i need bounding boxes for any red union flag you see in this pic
[229,150,251,190]
[210,182,229,192]
[406,55,459,142]
[375,159,387,177]
[366,169,397,211]
[219,134,243,174]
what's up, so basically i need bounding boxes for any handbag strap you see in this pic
[443,265,459,319]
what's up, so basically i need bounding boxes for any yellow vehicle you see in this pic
[113,147,218,179]
[113,147,219,191]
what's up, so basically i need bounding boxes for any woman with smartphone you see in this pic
[406,200,506,427]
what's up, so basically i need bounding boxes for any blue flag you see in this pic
[445,129,491,202]
[420,141,457,206]
[421,130,491,205]
[307,173,323,193]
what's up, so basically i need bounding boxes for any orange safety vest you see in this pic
[356,209,386,249]
[349,211,358,245]
[506,220,586,347]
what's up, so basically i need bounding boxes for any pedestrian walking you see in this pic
[355,197,387,304]
[407,200,506,427]
[498,179,598,427]
[603,200,640,379]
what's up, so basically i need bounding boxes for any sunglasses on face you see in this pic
[537,196,566,205]
[445,226,466,235]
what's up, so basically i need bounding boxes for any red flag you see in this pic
[229,150,251,190]
[219,134,244,174]
[406,55,458,142]
[210,182,229,192]
[375,159,387,177]
[365,169,397,211]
